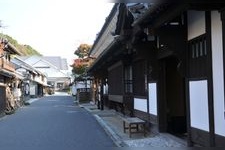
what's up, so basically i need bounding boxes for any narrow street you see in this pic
[0,94,115,149]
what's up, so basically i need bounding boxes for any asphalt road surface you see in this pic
[0,94,116,150]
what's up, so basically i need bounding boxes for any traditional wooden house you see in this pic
[0,38,23,114]
[88,3,121,109]
[88,2,225,147]
[11,56,48,100]
[89,3,154,119]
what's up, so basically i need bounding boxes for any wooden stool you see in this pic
[122,117,146,138]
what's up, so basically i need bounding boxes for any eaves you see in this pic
[0,68,24,79]
[132,1,225,28]
[7,43,23,56]
[89,3,120,56]
[88,36,124,74]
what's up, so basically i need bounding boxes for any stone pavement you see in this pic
[79,102,188,147]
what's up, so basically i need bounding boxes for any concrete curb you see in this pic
[94,114,127,147]
[26,98,39,104]
[79,105,89,111]
[79,104,127,147]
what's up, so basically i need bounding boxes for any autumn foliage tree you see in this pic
[71,44,92,80]
[74,44,91,58]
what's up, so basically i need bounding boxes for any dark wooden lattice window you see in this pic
[188,34,207,79]
[124,65,133,93]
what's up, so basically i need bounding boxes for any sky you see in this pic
[0,0,114,66]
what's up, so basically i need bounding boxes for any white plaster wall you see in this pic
[34,75,43,84]
[148,83,157,115]
[71,85,77,95]
[134,98,148,112]
[30,85,36,96]
[211,11,225,137]
[189,80,209,131]
[188,11,206,40]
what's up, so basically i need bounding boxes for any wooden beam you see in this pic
[205,11,215,147]
[149,3,188,28]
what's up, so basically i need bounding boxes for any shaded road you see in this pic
[0,95,115,149]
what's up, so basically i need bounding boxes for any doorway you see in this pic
[159,56,187,136]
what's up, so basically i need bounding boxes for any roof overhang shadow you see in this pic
[87,36,124,75]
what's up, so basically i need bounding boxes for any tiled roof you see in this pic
[43,56,68,70]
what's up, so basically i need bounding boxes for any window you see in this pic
[188,34,207,79]
[189,35,207,59]
[124,65,133,93]
[57,83,63,89]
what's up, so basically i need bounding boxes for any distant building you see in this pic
[42,56,68,70]
[11,56,48,99]
[18,56,71,92]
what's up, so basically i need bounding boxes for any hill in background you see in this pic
[0,33,42,56]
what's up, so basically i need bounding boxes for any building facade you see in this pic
[0,38,23,114]
[19,56,71,92]
[12,56,48,99]
[88,2,225,147]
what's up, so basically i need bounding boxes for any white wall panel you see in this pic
[30,86,36,96]
[189,80,209,131]
[211,11,225,136]
[134,98,147,112]
[148,83,157,115]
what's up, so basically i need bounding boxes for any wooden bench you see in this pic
[122,117,146,138]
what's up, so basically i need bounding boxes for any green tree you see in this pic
[0,33,42,56]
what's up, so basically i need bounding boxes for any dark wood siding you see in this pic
[133,60,146,96]
[108,62,123,95]
[0,85,6,114]
[191,127,210,146]
[215,133,225,147]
